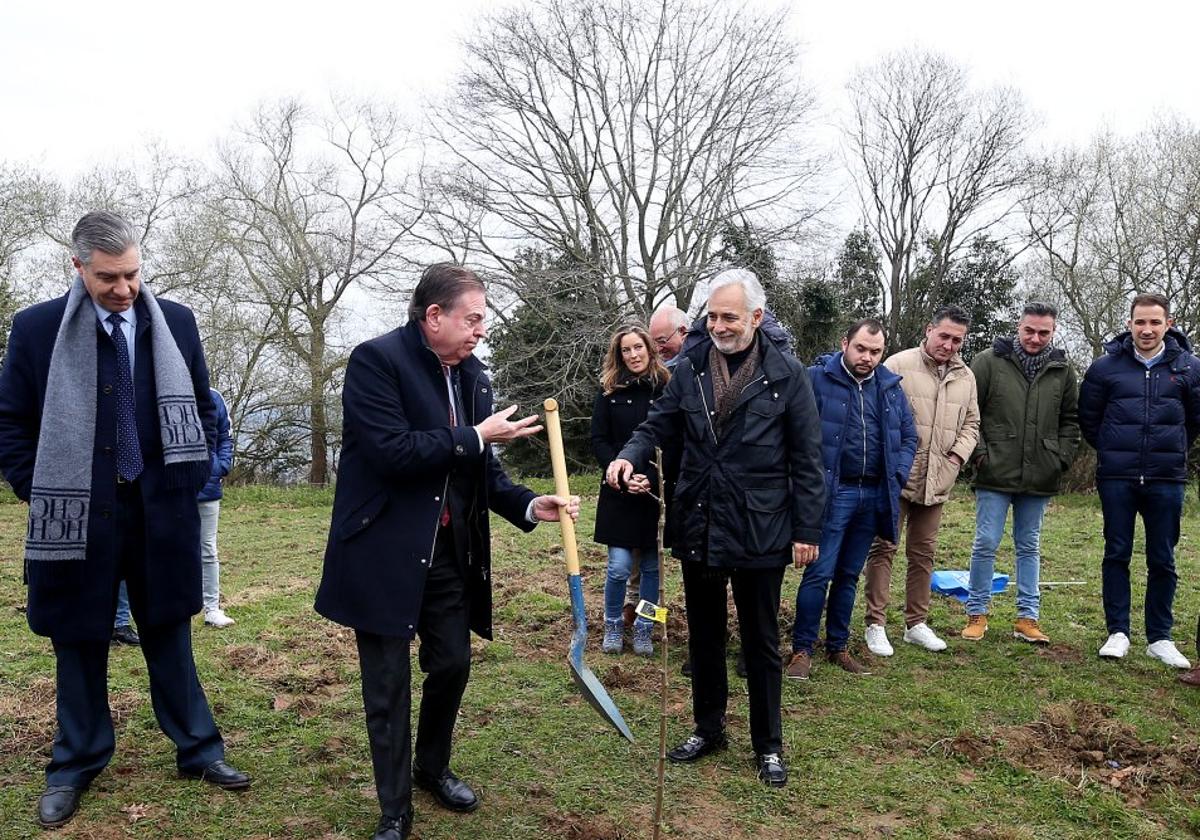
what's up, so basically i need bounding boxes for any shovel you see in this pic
[542,398,635,742]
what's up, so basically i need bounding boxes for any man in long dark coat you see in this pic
[314,263,579,840]
[607,268,825,787]
[0,211,249,829]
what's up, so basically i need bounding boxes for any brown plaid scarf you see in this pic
[708,335,761,440]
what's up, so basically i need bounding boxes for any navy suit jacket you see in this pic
[315,320,536,640]
[0,293,215,641]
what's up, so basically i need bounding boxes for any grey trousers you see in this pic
[199,499,221,613]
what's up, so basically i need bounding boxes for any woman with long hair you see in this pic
[591,324,671,656]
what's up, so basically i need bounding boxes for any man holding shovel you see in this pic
[607,268,825,787]
[314,263,579,840]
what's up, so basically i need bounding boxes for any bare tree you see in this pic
[215,98,423,485]
[843,49,1031,350]
[1024,117,1200,359]
[419,0,822,320]
[0,163,61,359]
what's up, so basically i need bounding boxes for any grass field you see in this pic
[1,480,1199,839]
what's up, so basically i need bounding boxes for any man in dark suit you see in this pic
[315,263,580,840]
[0,211,249,829]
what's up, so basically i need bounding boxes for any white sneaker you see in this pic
[1146,639,1191,669]
[204,609,235,628]
[902,622,947,652]
[1098,632,1130,659]
[865,624,893,657]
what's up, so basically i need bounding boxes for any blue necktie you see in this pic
[107,313,144,481]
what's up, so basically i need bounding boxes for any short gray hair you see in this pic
[707,268,766,314]
[651,304,689,331]
[71,211,139,265]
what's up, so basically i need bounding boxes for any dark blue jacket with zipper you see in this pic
[1078,328,1200,483]
[808,352,918,542]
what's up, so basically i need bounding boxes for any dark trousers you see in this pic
[48,484,223,788]
[793,484,879,655]
[682,561,785,756]
[356,526,470,819]
[1098,479,1186,642]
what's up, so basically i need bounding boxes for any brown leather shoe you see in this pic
[1179,666,1200,687]
[1013,618,1050,645]
[826,649,871,675]
[961,614,987,641]
[784,651,811,680]
[622,603,636,628]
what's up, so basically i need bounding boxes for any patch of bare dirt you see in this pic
[0,680,142,767]
[543,811,633,840]
[950,700,1200,800]
[0,675,56,759]
[1034,644,1085,665]
[223,642,289,675]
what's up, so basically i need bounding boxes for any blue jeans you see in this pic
[966,489,1050,619]
[604,546,660,623]
[113,580,132,628]
[792,484,879,654]
[1097,479,1185,643]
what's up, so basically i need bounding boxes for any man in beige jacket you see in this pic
[863,306,980,655]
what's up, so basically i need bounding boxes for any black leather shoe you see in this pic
[666,732,728,763]
[38,785,84,828]
[111,625,140,646]
[180,759,251,790]
[735,650,747,679]
[372,809,413,840]
[413,765,478,812]
[757,752,788,787]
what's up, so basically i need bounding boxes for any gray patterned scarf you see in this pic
[1010,339,1052,382]
[25,276,209,565]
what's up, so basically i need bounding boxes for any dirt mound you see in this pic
[953,701,1200,799]
[543,812,633,839]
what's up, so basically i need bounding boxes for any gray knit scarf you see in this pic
[1010,339,1052,382]
[25,276,209,565]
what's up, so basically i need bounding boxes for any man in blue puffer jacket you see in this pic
[199,388,235,627]
[785,319,917,680]
[1079,293,1200,667]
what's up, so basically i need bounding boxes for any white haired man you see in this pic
[607,269,824,786]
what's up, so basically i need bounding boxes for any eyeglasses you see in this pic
[652,327,684,346]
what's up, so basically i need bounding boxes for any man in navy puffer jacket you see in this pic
[1079,293,1200,667]
[785,319,916,680]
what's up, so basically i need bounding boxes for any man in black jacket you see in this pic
[1079,292,1200,668]
[607,268,824,787]
[315,264,579,840]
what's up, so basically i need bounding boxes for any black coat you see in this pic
[0,294,216,642]
[314,320,537,640]
[591,380,664,548]
[618,334,825,568]
[1079,329,1200,483]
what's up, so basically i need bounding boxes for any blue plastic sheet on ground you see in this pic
[930,570,1008,602]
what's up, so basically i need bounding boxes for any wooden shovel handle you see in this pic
[543,398,580,575]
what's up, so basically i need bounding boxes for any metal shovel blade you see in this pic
[567,574,635,742]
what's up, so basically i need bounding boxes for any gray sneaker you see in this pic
[632,619,654,656]
[602,619,624,654]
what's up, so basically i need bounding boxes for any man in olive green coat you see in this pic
[962,302,1080,644]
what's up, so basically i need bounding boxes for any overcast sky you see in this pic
[4,0,1198,178]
